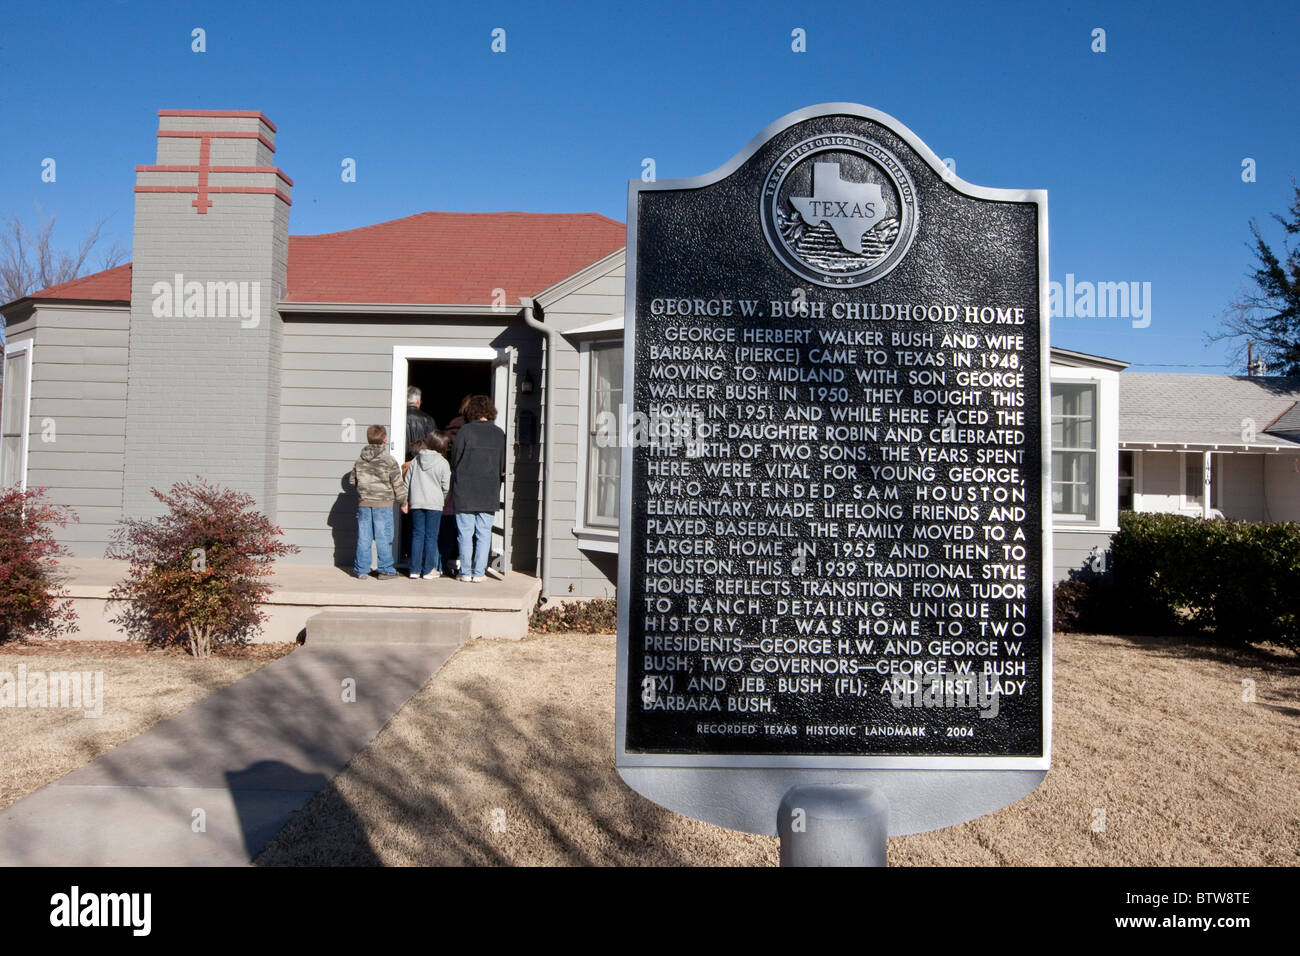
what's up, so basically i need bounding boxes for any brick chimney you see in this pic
[122,110,291,520]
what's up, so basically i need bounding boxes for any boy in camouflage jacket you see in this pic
[350,424,407,578]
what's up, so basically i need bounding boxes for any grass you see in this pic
[0,640,294,811]
[256,630,1300,866]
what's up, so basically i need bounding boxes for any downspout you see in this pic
[521,297,553,601]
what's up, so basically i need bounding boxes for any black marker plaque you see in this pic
[617,105,1050,829]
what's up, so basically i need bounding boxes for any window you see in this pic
[1051,384,1096,521]
[584,341,623,529]
[1117,450,1135,511]
[1,341,33,490]
[1182,453,1222,511]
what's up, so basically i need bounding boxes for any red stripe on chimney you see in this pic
[158,130,276,152]
[134,185,292,206]
[135,165,294,186]
[192,135,213,213]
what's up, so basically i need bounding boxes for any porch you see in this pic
[53,558,542,643]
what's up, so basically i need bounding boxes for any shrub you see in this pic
[0,486,78,642]
[530,598,617,634]
[1110,511,1300,650]
[106,479,298,658]
[1052,577,1104,633]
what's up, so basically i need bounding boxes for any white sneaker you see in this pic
[409,573,420,579]
[458,575,473,582]
[472,575,486,583]
[422,570,440,579]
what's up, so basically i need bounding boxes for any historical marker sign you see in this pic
[617,104,1051,836]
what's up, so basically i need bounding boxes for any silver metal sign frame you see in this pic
[616,103,1051,836]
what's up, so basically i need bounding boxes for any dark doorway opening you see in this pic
[406,359,492,446]
[399,358,494,570]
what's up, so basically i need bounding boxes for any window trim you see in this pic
[1181,451,1223,514]
[1117,448,1142,512]
[1051,381,1099,524]
[574,337,622,552]
[0,339,34,492]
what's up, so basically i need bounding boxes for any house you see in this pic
[0,109,628,604]
[7,107,1260,602]
[1118,373,1300,523]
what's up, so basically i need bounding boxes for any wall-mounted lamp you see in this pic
[520,369,536,394]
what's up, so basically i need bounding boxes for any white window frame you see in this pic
[574,337,622,553]
[1181,451,1223,515]
[1051,381,1099,524]
[0,339,34,492]
[1117,448,1141,512]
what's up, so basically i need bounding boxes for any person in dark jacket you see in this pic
[450,394,506,582]
[405,387,437,462]
[436,394,474,576]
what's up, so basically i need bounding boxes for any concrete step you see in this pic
[306,610,471,645]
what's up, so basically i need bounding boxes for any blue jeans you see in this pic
[456,511,494,578]
[409,508,442,576]
[438,513,460,576]
[355,505,396,576]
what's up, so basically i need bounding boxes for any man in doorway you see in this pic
[405,387,438,461]
[450,394,505,582]
[402,387,438,566]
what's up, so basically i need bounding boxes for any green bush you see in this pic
[529,598,617,634]
[1052,577,1108,634]
[1110,511,1300,650]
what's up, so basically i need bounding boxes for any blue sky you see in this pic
[3,0,1298,371]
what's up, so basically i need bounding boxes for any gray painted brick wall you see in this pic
[122,113,289,521]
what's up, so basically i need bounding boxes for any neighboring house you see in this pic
[1118,373,1300,524]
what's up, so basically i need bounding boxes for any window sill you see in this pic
[573,526,619,553]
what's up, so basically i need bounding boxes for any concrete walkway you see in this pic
[0,619,467,866]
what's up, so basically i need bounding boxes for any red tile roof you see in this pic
[286,211,625,304]
[26,263,133,302]
[10,211,627,309]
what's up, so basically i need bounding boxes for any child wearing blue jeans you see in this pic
[402,432,452,579]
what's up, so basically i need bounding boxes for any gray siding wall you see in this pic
[1052,528,1115,583]
[277,315,542,568]
[542,260,625,597]
[7,306,129,556]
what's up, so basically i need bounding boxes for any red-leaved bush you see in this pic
[106,479,298,658]
[0,485,78,642]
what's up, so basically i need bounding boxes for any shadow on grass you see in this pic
[254,670,723,867]
[1087,630,1300,676]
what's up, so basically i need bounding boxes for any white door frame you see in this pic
[390,345,500,455]
[389,345,512,573]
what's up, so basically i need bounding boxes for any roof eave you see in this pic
[276,301,524,317]
[533,247,627,311]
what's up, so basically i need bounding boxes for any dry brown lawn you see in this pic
[257,630,1300,866]
[0,641,294,811]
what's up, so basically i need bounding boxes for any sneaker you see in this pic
[377,571,399,579]
[355,573,370,580]
[472,576,486,583]
[458,575,473,582]
[409,572,420,579]
[422,570,440,579]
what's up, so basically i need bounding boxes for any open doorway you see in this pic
[406,358,492,446]
[391,347,513,576]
